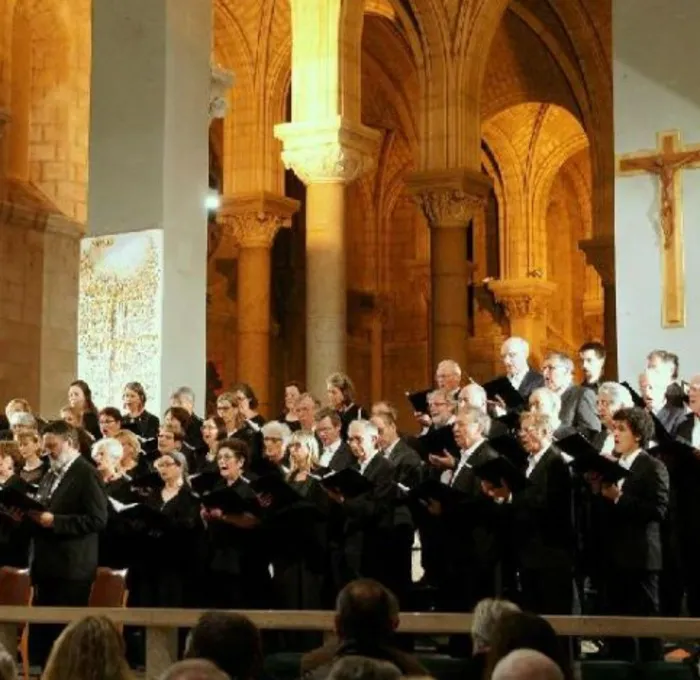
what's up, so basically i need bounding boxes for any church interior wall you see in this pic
[614,0,700,382]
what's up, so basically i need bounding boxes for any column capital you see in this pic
[488,277,557,320]
[210,64,235,121]
[579,234,615,285]
[217,191,300,248]
[406,168,492,228]
[274,117,381,185]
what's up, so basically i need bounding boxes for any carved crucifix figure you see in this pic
[617,131,700,328]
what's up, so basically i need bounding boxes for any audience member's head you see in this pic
[492,649,564,680]
[484,611,571,680]
[470,598,521,655]
[327,657,401,680]
[335,579,399,645]
[42,615,131,680]
[185,612,262,680]
[160,660,229,680]
[0,641,16,680]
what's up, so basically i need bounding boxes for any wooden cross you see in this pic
[617,130,700,328]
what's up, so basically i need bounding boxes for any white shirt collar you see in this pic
[383,438,400,457]
[359,452,377,474]
[618,448,642,470]
[509,369,528,389]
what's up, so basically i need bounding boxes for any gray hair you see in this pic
[458,383,487,411]
[501,336,530,358]
[261,421,292,448]
[598,381,634,410]
[427,389,458,411]
[471,598,521,652]
[171,386,196,407]
[91,437,123,464]
[529,387,562,419]
[327,657,400,680]
[348,419,379,455]
[544,351,574,373]
[160,659,229,680]
[9,412,36,429]
[456,406,492,436]
[436,359,462,378]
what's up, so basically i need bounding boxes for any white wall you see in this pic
[87,0,210,414]
[614,0,700,382]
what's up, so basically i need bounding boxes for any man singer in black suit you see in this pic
[24,420,108,664]
[587,407,669,660]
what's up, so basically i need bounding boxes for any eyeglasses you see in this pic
[263,436,282,442]
[99,419,116,425]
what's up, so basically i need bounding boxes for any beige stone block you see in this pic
[30,143,56,161]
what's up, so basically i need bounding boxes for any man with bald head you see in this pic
[492,649,564,680]
[499,337,544,400]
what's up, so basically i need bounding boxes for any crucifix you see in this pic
[617,131,700,328]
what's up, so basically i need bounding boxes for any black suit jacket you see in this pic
[323,441,355,473]
[517,369,545,400]
[446,441,500,566]
[510,446,574,570]
[654,403,686,438]
[559,384,601,438]
[597,451,669,571]
[384,439,421,488]
[30,456,109,582]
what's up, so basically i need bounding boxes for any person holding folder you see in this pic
[23,420,108,667]
[588,407,669,660]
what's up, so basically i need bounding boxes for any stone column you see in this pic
[488,278,557,364]
[218,192,299,416]
[406,169,492,370]
[87,0,211,414]
[274,119,379,398]
[580,235,618,379]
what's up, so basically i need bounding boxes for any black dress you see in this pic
[128,486,202,608]
[82,411,101,440]
[0,476,31,568]
[100,477,136,569]
[123,410,161,441]
[204,477,270,609]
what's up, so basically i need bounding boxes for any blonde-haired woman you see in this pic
[268,431,329,646]
[42,615,132,680]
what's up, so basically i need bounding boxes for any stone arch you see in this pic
[482,102,589,280]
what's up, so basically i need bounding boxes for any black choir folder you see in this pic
[0,486,45,513]
[321,468,372,498]
[483,377,525,410]
[557,432,629,483]
[109,498,173,531]
[190,471,221,496]
[489,434,529,468]
[250,474,304,506]
[409,478,466,505]
[416,426,460,460]
[472,456,530,493]
[406,389,431,415]
[199,486,256,515]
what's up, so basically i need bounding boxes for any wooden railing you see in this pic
[1,609,700,679]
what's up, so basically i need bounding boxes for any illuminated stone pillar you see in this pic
[86,0,211,413]
[218,192,299,416]
[580,235,618,379]
[488,278,557,365]
[275,120,379,397]
[406,169,492,370]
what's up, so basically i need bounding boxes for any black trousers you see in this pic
[519,567,573,615]
[600,569,662,661]
[32,578,93,667]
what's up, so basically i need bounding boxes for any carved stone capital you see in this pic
[210,65,235,121]
[217,191,300,249]
[406,168,492,228]
[274,117,380,185]
[579,235,615,286]
[488,278,557,320]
